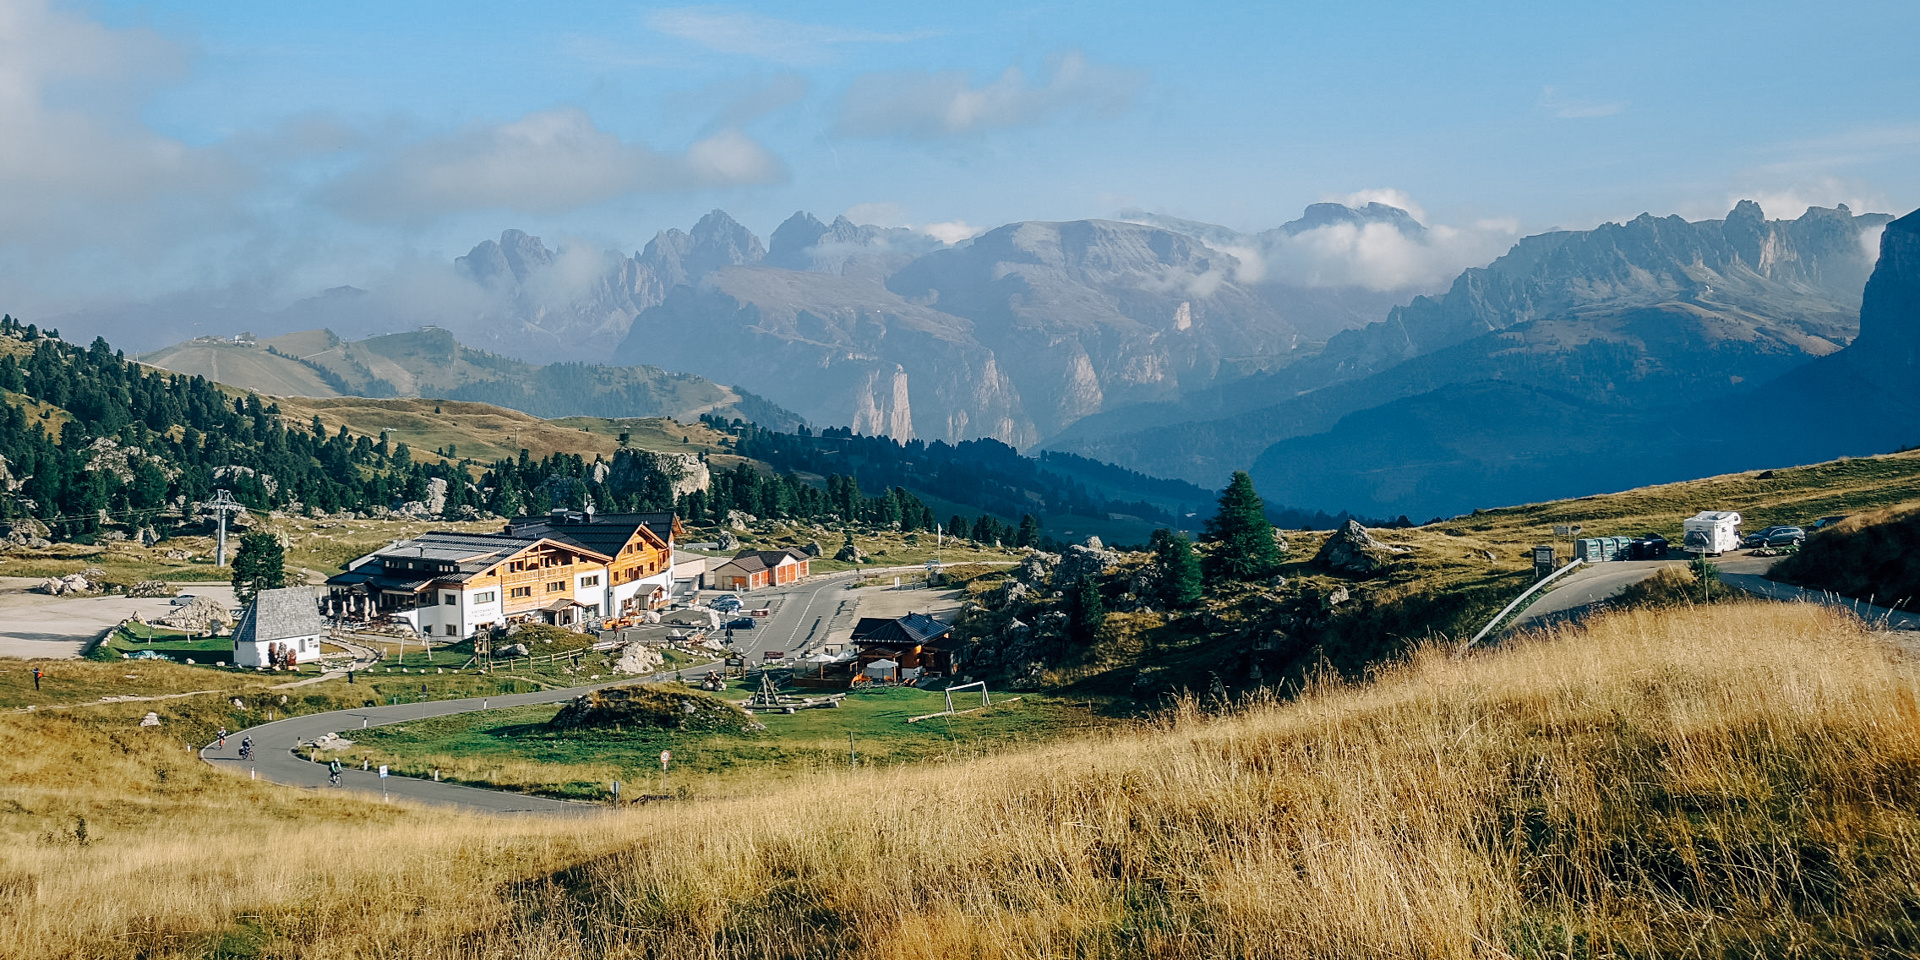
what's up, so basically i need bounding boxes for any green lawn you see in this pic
[334,683,1119,799]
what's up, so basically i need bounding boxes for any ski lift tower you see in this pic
[205,489,246,567]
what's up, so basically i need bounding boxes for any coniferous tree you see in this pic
[1068,575,1105,644]
[230,532,287,604]
[1017,514,1040,548]
[1149,528,1204,609]
[1202,471,1282,585]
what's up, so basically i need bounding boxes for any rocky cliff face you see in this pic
[1321,203,1888,377]
[1853,208,1920,378]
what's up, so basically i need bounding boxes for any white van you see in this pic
[1681,511,1742,556]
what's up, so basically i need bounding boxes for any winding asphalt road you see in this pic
[202,566,945,813]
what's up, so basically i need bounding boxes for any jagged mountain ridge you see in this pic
[612,215,1318,446]
[1241,207,1920,518]
[1052,202,1891,486]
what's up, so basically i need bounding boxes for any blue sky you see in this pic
[4,0,1917,313]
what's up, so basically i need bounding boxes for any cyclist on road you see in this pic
[239,736,253,761]
[217,727,228,749]
[328,758,343,786]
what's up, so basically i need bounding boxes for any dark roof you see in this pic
[718,548,809,574]
[325,530,607,586]
[851,613,952,648]
[504,511,677,559]
[234,587,324,644]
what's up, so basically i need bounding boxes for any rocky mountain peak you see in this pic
[1278,201,1426,237]
[1855,208,1920,373]
[456,229,555,286]
[685,209,765,277]
[767,211,831,268]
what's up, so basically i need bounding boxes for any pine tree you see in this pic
[1017,514,1040,548]
[231,532,288,604]
[1149,528,1204,609]
[1069,576,1105,644]
[1202,471,1282,585]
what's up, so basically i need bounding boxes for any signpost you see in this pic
[659,750,671,795]
[378,764,389,801]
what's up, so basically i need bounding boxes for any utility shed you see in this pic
[233,587,325,667]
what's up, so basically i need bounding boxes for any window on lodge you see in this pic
[509,586,531,599]
[473,591,496,603]
[581,575,600,587]
[547,581,566,593]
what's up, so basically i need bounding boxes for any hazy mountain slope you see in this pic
[1057,203,1889,484]
[137,338,345,397]
[1245,207,1920,518]
[616,217,1310,445]
[614,267,1028,443]
[139,326,803,428]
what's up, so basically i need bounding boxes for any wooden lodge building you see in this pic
[324,509,694,638]
[852,612,957,682]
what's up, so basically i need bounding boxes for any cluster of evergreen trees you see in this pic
[0,318,486,539]
[706,417,1208,527]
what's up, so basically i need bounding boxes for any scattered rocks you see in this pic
[139,712,160,728]
[498,643,530,658]
[802,540,824,557]
[548,684,751,733]
[156,597,235,632]
[1053,538,1120,588]
[125,580,175,598]
[1312,520,1410,577]
[613,642,664,675]
[37,574,94,596]
[302,732,354,750]
[716,531,741,551]
[835,541,865,563]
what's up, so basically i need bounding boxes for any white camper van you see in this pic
[1681,511,1742,556]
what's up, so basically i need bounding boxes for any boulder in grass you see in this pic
[1312,520,1411,577]
[548,684,751,733]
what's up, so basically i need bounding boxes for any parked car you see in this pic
[1626,534,1669,560]
[1808,515,1848,531]
[1741,525,1806,548]
[724,617,757,630]
[169,595,197,606]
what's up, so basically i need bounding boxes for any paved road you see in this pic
[204,653,739,814]
[208,567,970,814]
[1510,560,1680,629]
[1505,553,1920,633]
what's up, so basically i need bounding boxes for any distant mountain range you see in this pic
[1242,206,1920,518]
[108,200,1449,451]
[138,327,801,428]
[1049,202,1894,509]
[112,196,1913,521]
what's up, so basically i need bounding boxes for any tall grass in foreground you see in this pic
[6,601,1920,958]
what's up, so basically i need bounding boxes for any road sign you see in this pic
[1553,525,1582,537]
[660,750,670,770]
[378,765,388,779]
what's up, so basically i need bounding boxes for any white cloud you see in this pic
[646,7,936,64]
[325,108,786,224]
[835,50,1146,139]
[1332,188,1428,224]
[1259,195,1519,292]
[0,0,244,254]
[1538,86,1626,119]
[920,221,983,245]
[1734,176,1889,220]
[842,203,982,245]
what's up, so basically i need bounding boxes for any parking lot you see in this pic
[0,577,239,659]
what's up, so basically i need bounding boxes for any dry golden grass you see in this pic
[6,601,1920,958]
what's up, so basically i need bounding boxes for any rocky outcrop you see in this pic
[1312,520,1409,576]
[548,684,750,733]
[1053,537,1120,588]
[1853,208,1920,379]
[605,449,710,500]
